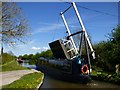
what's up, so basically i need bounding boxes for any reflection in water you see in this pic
[22,62,120,88]
[21,61,36,69]
[41,75,120,88]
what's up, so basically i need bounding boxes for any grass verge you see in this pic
[2,72,44,89]
[91,70,120,85]
[1,60,29,72]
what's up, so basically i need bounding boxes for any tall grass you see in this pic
[1,53,28,72]
[1,60,28,72]
[2,53,15,65]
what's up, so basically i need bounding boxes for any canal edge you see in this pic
[33,69,44,90]
[36,73,44,90]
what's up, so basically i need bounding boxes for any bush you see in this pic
[91,26,120,72]
[95,71,120,84]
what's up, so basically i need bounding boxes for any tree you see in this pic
[1,2,29,54]
[109,26,120,45]
[108,26,120,65]
[35,52,40,59]
[22,54,28,60]
[94,26,120,72]
[40,50,53,58]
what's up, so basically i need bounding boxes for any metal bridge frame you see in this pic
[60,2,96,72]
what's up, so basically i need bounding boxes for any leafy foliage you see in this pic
[92,26,120,72]
[39,50,53,58]
[19,50,53,64]
[91,70,120,85]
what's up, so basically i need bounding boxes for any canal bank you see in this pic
[1,60,44,89]
[2,70,44,89]
[1,69,40,87]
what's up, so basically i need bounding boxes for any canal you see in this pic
[41,75,120,88]
[22,61,120,88]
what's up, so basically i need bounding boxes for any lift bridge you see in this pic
[49,2,95,75]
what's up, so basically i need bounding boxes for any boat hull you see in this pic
[17,60,23,64]
[36,58,91,84]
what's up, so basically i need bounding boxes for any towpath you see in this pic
[0,69,39,87]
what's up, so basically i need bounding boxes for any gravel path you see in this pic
[0,69,39,87]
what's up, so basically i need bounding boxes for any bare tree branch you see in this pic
[1,2,29,45]
[0,2,30,54]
